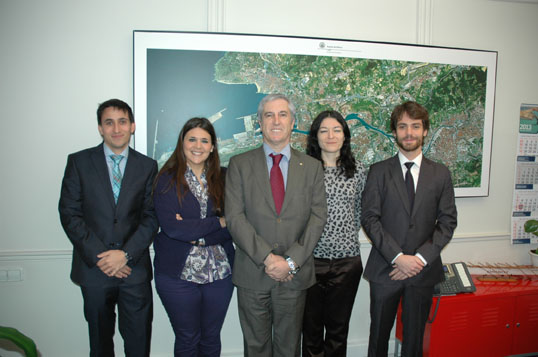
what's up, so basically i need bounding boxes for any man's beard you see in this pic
[396,135,423,153]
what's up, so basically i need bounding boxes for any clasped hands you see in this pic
[264,253,293,282]
[97,250,131,278]
[390,254,424,281]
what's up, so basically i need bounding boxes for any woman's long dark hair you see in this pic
[155,117,224,213]
[306,110,356,179]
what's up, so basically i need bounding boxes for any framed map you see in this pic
[133,31,497,197]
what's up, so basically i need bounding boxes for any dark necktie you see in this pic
[269,153,285,215]
[404,162,415,210]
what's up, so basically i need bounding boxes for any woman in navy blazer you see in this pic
[153,117,234,357]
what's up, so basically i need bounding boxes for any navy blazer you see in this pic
[59,144,159,287]
[153,170,235,278]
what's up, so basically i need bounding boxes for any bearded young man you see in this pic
[361,101,457,357]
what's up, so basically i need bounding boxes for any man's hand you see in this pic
[389,267,407,280]
[97,250,128,277]
[278,274,294,282]
[263,252,283,267]
[391,254,424,280]
[264,253,291,281]
[114,265,132,279]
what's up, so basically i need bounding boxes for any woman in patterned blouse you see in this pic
[153,117,234,356]
[302,110,367,356]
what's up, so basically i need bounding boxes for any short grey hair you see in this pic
[257,94,296,122]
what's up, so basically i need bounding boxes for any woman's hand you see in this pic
[219,216,226,228]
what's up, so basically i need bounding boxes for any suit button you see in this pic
[409,224,414,229]
[273,243,279,249]
[114,219,118,224]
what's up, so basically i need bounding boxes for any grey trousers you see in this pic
[237,284,307,357]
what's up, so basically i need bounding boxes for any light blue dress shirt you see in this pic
[263,143,291,190]
[103,144,129,190]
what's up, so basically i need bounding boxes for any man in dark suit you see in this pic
[361,101,457,357]
[225,94,327,356]
[59,99,158,357]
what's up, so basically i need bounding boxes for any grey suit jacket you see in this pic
[225,146,327,291]
[361,155,457,286]
[59,143,159,287]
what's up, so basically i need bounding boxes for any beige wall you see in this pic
[1,0,537,355]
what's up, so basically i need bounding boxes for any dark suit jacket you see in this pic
[59,143,159,287]
[361,155,457,287]
[225,146,327,291]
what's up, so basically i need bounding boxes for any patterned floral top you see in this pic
[180,166,232,284]
[313,163,367,259]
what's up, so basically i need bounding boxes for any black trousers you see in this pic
[367,281,433,357]
[302,256,363,357]
[81,282,153,357]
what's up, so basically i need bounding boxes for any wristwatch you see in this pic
[285,256,300,275]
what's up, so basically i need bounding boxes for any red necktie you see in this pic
[270,153,285,215]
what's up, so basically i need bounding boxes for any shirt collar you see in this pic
[398,150,422,169]
[103,143,129,159]
[263,142,291,161]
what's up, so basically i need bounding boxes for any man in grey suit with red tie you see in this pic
[361,101,457,357]
[59,99,158,356]
[226,94,327,356]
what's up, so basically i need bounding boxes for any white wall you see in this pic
[1,0,537,355]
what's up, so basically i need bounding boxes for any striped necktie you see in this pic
[110,155,124,203]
